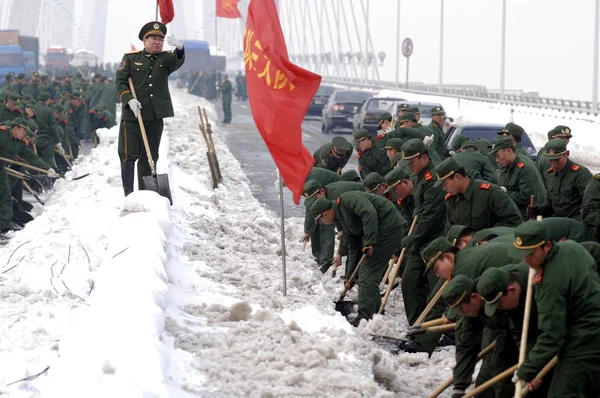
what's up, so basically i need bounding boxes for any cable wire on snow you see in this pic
[6,366,50,386]
[2,240,31,273]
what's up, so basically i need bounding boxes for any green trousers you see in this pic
[222,98,232,122]
[0,166,13,229]
[118,119,164,190]
[546,355,600,397]
[310,223,335,265]
[36,134,56,169]
[402,249,439,325]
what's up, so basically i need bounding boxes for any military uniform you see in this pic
[428,106,447,160]
[383,167,416,223]
[115,21,185,195]
[497,122,533,161]
[454,140,498,184]
[510,221,600,397]
[34,93,62,167]
[0,93,25,122]
[490,136,547,217]
[397,139,446,326]
[313,136,353,173]
[536,126,572,188]
[435,157,523,232]
[220,76,232,123]
[310,193,405,320]
[529,139,592,221]
[353,130,391,179]
[339,169,361,182]
[582,174,600,241]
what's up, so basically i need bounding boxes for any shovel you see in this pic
[127,77,172,205]
[334,253,367,315]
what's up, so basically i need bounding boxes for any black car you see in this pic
[353,97,406,135]
[445,122,537,160]
[321,90,373,134]
[306,85,336,116]
[387,100,449,128]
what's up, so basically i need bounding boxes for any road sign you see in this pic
[402,38,413,58]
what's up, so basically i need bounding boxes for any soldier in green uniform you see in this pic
[362,172,385,194]
[339,169,361,182]
[453,140,498,183]
[382,138,405,161]
[24,72,41,100]
[490,136,547,217]
[383,167,416,223]
[0,93,24,122]
[115,21,185,196]
[527,139,592,221]
[396,138,446,331]
[313,136,353,173]
[0,118,56,233]
[33,92,63,167]
[510,221,600,397]
[582,172,600,241]
[309,192,405,323]
[428,106,447,160]
[446,224,477,248]
[220,74,232,123]
[10,74,25,96]
[536,126,572,187]
[353,129,390,179]
[434,157,523,232]
[450,134,468,155]
[90,105,116,130]
[497,122,533,162]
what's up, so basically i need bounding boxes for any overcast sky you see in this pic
[103,0,598,101]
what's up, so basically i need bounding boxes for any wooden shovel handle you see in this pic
[0,156,52,175]
[415,279,450,325]
[521,356,558,397]
[128,77,156,174]
[338,253,367,300]
[462,365,518,398]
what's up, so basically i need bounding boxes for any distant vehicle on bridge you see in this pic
[0,30,39,78]
[306,84,335,116]
[44,45,73,72]
[353,96,406,135]
[321,90,373,134]
[386,100,448,129]
[71,49,98,70]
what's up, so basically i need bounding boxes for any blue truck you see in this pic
[0,30,40,78]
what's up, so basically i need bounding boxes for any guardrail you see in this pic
[322,77,599,115]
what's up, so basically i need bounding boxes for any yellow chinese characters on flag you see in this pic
[244,28,295,91]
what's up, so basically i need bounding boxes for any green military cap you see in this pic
[431,106,445,116]
[398,103,410,110]
[476,138,492,155]
[96,102,108,111]
[32,71,39,77]
[353,129,370,143]
[497,122,524,138]
[383,167,411,193]
[433,157,462,187]
[446,225,469,246]
[544,138,568,159]
[27,119,39,132]
[362,172,384,192]
[10,117,29,129]
[53,103,66,113]
[460,139,480,151]
[23,99,36,109]
[340,169,361,182]
[138,21,167,41]
[332,136,351,152]
[548,125,572,139]
[390,152,404,169]
[383,138,405,151]
[70,91,82,100]
[309,197,333,220]
[22,94,33,101]
[66,73,73,78]
[6,92,20,103]
[471,228,513,246]
[452,134,468,151]
[442,275,476,320]
[303,180,323,199]
[407,106,420,114]
[17,73,25,79]
[509,220,550,258]
[38,92,51,102]
[422,236,455,272]
[40,73,48,79]
[399,112,417,122]
[477,267,512,316]
[377,112,393,126]
[397,138,427,168]
[489,136,515,154]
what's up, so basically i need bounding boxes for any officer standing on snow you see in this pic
[115,21,185,196]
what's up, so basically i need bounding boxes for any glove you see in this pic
[449,150,456,156]
[450,387,465,398]
[128,99,142,118]
[55,143,65,155]
[500,186,507,193]
[423,135,434,146]
[384,126,393,134]
[401,235,414,250]
[47,168,60,179]
[362,245,373,256]
[167,35,184,50]
[526,205,540,219]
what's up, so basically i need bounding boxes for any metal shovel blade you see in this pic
[141,173,173,205]
[334,300,356,317]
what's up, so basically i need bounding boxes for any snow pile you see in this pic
[42,191,172,398]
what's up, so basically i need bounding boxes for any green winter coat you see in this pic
[34,102,61,145]
[0,125,50,170]
[410,162,446,250]
[581,174,600,241]
[357,143,390,179]
[313,143,352,172]
[428,121,447,159]
[454,150,498,184]
[0,104,24,123]
[499,157,547,217]
[445,178,523,232]
[303,181,363,235]
[538,160,592,221]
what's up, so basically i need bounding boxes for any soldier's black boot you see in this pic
[121,160,135,196]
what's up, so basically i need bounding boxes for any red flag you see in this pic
[244,0,321,204]
[158,0,175,25]
[216,0,242,19]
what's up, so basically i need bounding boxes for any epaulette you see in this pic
[425,171,433,181]
[396,198,403,206]
[445,193,453,201]
[336,197,341,205]
[356,150,363,159]
[594,173,600,180]
[125,50,141,54]
[547,167,553,173]
[570,164,580,172]
[534,269,544,285]
[516,162,525,169]
[479,183,491,190]
[0,125,7,131]
[375,133,384,141]
[102,117,107,122]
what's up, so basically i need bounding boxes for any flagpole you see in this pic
[215,12,218,50]
[278,173,287,296]
[155,0,158,20]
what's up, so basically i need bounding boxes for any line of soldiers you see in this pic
[0,71,117,235]
[301,106,600,397]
